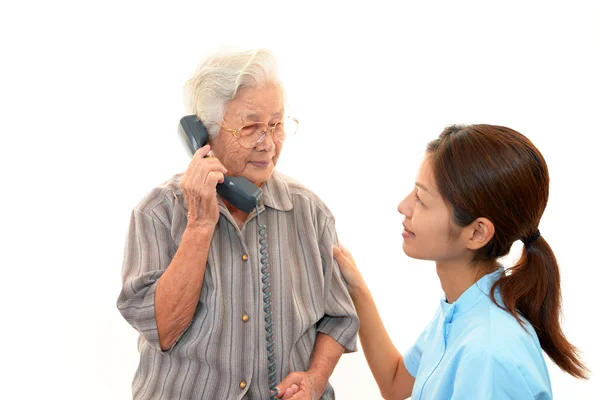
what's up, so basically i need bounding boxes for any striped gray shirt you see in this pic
[117,170,359,400]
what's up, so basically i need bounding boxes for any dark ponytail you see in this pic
[428,124,589,379]
[491,236,588,378]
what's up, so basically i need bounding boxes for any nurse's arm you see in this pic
[351,282,415,399]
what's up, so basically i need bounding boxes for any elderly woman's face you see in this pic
[210,82,284,187]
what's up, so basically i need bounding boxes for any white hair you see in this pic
[184,48,283,138]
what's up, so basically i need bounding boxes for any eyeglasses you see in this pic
[217,115,299,149]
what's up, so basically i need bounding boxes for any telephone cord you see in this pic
[256,206,278,400]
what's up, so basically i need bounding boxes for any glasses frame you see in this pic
[217,116,299,149]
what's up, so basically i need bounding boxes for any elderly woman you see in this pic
[117,48,358,400]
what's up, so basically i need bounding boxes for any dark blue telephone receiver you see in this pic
[178,115,263,213]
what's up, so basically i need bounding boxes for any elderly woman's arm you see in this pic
[118,145,226,351]
[153,226,213,350]
[275,334,344,399]
[117,207,209,352]
[308,334,345,389]
[117,213,216,352]
[154,147,227,350]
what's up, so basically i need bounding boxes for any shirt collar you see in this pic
[258,169,293,212]
[178,169,292,213]
[440,268,504,322]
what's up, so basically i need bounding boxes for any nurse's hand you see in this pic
[333,245,366,293]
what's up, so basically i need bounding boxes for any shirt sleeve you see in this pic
[451,349,541,400]
[116,208,175,352]
[315,219,359,353]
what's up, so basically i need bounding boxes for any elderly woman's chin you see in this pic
[245,160,276,186]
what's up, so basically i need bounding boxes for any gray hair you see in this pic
[184,48,283,138]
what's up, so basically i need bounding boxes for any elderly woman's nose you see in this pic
[256,132,275,151]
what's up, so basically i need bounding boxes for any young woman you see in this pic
[334,124,588,399]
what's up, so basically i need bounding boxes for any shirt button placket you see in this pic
[240,246,252,396]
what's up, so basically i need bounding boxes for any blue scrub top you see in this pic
[404,268,553,399]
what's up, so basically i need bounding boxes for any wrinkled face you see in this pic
[210,82,284,187]
[397,156,465,263]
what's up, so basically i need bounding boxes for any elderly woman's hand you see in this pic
[179,144,228,230]
[333,245,366,293]
[275,371,319,400]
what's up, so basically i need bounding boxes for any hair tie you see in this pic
[521,229,541,247]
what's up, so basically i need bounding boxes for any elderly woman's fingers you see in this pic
[275,372,305,399]
[179,144,230,228]
[182,153,227,194]
[191,155,227,177]
[202,158,228,176]
[281,387,295,399]
[203,171,225,189]
[194,144,211,158]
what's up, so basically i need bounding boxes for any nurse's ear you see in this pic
[464,218,495,251]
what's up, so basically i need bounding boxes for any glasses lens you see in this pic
[238,122,267,148]
[237,117,298,148]
[272,116,298,141]
[282,116,298,138]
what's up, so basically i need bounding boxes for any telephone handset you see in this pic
[178,115,263,214]
[178,115,278,400]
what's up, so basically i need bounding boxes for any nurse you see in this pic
[333,124,589,399]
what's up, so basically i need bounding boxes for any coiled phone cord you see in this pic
[256,206,278,400]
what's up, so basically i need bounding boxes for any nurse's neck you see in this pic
[435,258,499,304]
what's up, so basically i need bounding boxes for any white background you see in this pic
[1,0,598,398]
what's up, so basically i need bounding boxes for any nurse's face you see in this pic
[397,156,465,262]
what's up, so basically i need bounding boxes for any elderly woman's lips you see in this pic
[250,161,270,167]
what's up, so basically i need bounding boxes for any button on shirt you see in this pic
[117,170,359,400]
[404,269,553,399]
